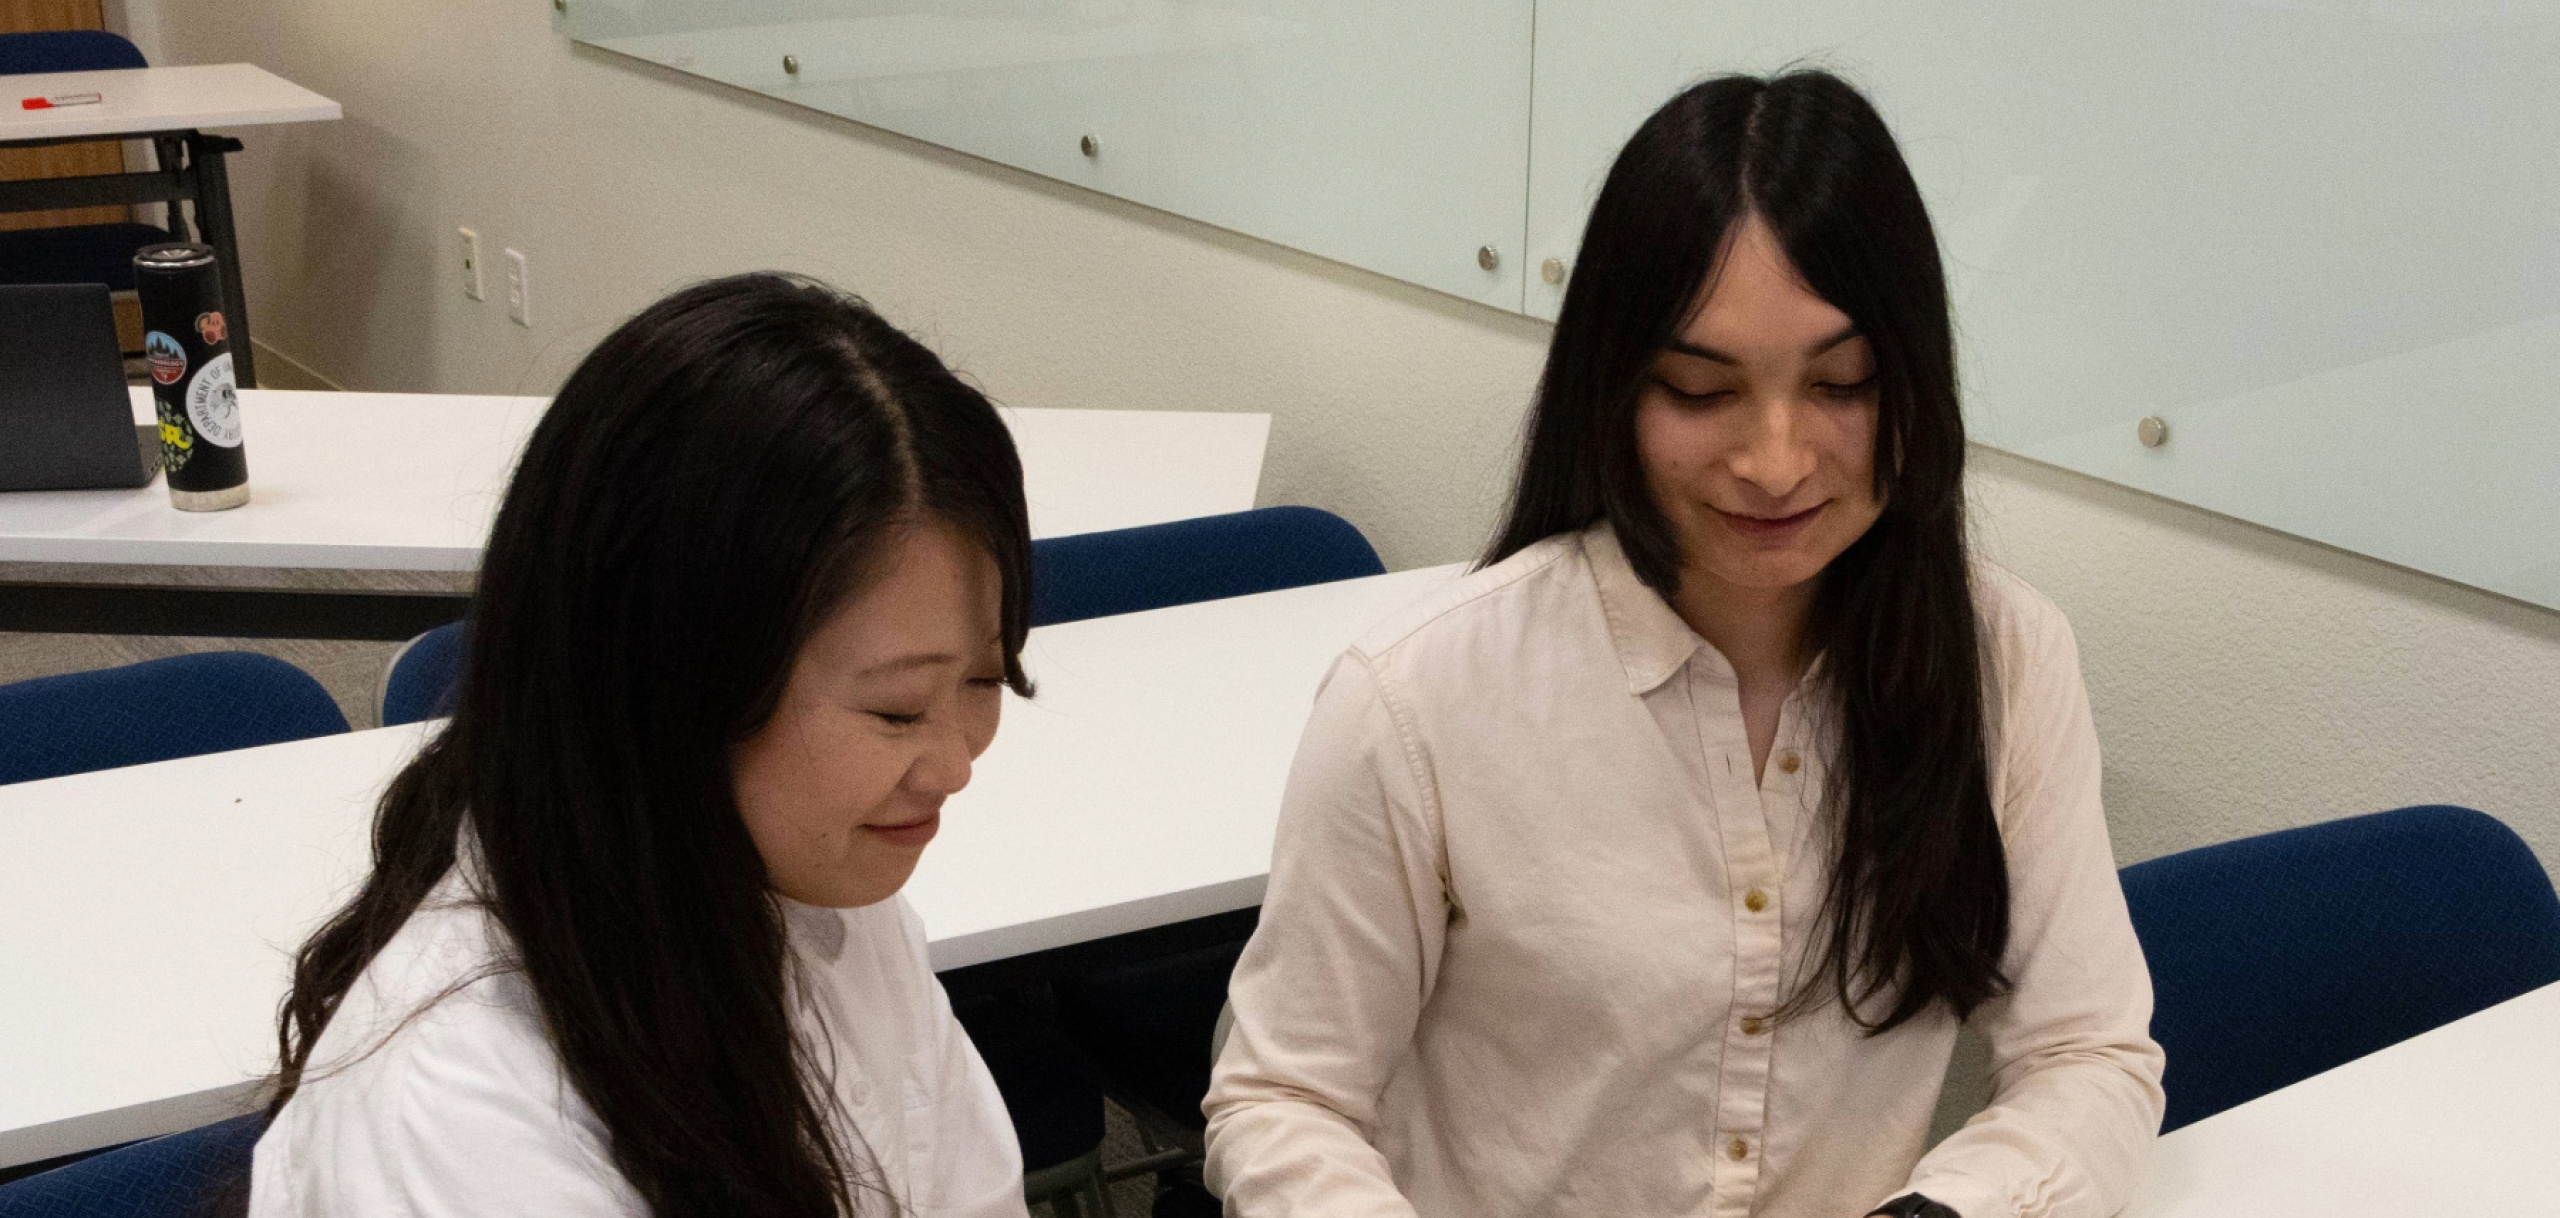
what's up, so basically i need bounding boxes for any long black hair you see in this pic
[270,273,1035,1215]
[1486,70,2008,1033]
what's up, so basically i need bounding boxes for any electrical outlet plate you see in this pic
[458,227,483,301]
[503,248,531,327]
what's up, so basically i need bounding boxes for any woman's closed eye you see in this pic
[1813,374,1877,400]
[1654,374,1734,404]
[872,677,1003,725]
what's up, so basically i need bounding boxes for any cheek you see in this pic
[1822,405,1881,490]
[1633,396,1722,492]
[964,697,1001,760]
[733,711,904,859]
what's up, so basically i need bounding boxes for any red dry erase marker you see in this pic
[21,93,103,110]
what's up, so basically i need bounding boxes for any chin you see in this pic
[1704,554,1831,592]
[796,880,909,910]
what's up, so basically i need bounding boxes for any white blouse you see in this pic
[249,864,1028,1218]
[1204,525,2165,1218]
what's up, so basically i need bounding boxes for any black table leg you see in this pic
[184,133,256,389]
[154,136,193,240]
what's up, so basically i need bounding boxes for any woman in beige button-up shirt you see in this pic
[1204,72,2165,1218]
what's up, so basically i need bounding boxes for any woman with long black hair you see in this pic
[250,274,1035,1217]
[1205,72,2164,1218]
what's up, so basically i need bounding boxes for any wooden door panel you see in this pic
[2,0,133,234]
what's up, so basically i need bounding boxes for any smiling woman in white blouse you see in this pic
[248,275,1034,1218]
[1204,72,2165,1218]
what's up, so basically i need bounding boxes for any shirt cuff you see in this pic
[1895,1174,2004,1218]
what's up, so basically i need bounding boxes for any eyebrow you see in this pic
[855,652,965,679]
[854,630,1008,678]
[1664,324,1863,366]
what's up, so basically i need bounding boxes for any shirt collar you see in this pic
[1580,522,1723,695]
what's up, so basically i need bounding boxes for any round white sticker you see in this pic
[186,352,242,448]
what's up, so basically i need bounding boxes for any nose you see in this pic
[905,717,977,800]
[1727,395,1817,501]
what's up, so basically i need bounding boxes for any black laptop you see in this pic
[0,283,160,491]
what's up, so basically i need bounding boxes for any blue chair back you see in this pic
[379,621,466,727]
[2121,805,2560,1132]
[1031,506,1385,627]
[0,30,148,75]
[0,1112,262,1217]
[0,653,350,786]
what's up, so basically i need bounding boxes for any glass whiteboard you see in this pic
[568,1,2560,611]
[567,0,1535,311]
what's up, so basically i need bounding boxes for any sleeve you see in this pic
[1201,652,1449,1218]
[1897,604,2168,1218]
[902,902,1033,1218]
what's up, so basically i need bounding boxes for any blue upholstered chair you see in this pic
[1030,506,1385,627]
[2121,805,2560,1132]
[950,990,1118,1216]
[0,29,144,74]
[0,32,176,297]
[0,1111,263,1217]
[377,621,466,727]
[0,652,351,786]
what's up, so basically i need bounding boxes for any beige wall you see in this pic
[146,0,2560,870]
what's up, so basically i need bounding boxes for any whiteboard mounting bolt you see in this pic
[2138,416,2170,448]
[782,54,800,76]
[1478,245,1501,272]
[1541,257,1566,286]
[1080,134,1099,158]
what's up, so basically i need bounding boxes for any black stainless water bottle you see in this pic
[134,242,249,511]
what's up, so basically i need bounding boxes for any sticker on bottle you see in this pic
[195,310,227,346]
[186,351,242,448]
[145,331,187,385]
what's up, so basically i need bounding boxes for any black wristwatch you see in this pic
[1868,1194,1959,1218]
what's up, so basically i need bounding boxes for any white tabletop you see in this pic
[0,389,1269,570]
[918,564,1458,969]
[0,63,340,144]
[0,564,1459,1166]
[2123,980,2560,1215]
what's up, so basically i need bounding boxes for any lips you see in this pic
[861,813,940,849]
[1717,503,1824,538]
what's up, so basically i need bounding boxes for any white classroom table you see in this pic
[0,388,1271,570]
[0,64,343,390]
[2122,979,2560,1216]
[0,64,340,144]
[0,563,1460,1168]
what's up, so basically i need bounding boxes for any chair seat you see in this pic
[948,991,1106,1173]
[1054,938,1251,1134]
[0,223,176,291]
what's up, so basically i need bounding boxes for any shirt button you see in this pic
[1740,1015,1767,1036]
[1777,750,1801,775]
[1727,1137,1750,1161]
[1744,888,1769,913]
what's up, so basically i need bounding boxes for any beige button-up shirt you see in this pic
[1204,525,2164,1218]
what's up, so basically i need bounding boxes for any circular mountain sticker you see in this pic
[186,352,242,448]
[145,331,187,385]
